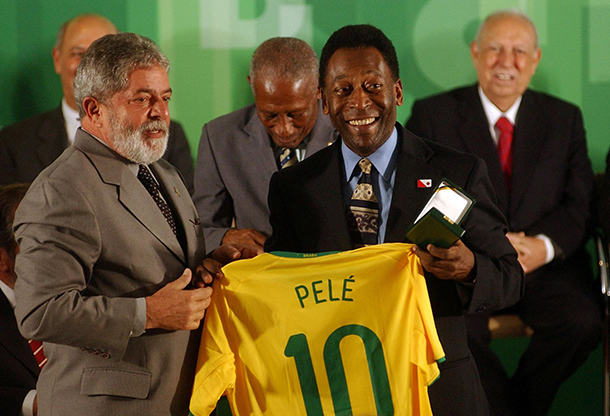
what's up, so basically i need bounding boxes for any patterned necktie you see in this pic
[138,165,178,237]
[28,339,47,368]
[279,148,297,169]
[347,158,379,247]
[496,116,514,187]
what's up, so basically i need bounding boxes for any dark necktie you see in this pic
[138,165,179,237]
[347,158,379,248]
[29,339,47,368]
[279,148,297,169]
[496,116,514,188]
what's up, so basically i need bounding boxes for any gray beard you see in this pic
[109,114,169,165]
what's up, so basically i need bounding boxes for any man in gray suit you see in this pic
[193,37,337,250]
[13,33,257,416]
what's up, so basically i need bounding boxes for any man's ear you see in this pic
[82,97,104,126]
[52,46,61,75]
[321,89,329,115]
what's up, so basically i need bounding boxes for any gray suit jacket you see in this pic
[193,103,337,249]
[13,129,206,415]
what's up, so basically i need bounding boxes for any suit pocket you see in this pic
[80,367,151,399]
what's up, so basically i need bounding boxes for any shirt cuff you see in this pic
[131,297,147,337]
[21,389,36,416]
[535,234,555,264]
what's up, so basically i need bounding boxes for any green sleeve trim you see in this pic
[430,373,441,386]
[437,356,446,364]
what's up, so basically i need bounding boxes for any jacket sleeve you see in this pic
[14,179,137,357]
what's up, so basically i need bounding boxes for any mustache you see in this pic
[139,119,169,134]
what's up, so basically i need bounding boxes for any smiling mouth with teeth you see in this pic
[497,74,513,80]
[348,118,376,126]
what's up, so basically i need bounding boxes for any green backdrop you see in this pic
[1,1,608,414]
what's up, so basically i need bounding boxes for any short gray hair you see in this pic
[74,32,170,117]
[249,37,318,84]
[475,9,539,49]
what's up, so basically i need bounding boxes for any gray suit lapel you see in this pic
[75,131,186,263]
[151,163,201,263]
[304,105,337,156]
[243,108,278,174]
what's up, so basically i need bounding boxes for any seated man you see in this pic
[0,183,38,416]
[406,9,601,416]
[193,37,337,250]
[0,13,194,193]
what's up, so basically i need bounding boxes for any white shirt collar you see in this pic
[61,98,81,144]
[478,86,521,144]
[0,279,15,309]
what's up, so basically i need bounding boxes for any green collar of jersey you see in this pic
[270,250,341,258]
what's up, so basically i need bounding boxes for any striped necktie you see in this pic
[347,158,379,247]
[279,148,297,169]
[28,339,47,368]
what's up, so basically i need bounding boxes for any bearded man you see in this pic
[13,33,258,416]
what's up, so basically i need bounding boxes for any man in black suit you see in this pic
[0,14,194,193]
[265,24,524,416]
[406,10,601,416]
[0,183,38,416]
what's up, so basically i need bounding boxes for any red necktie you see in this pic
[28,339,47,368]
[496,116,514,187]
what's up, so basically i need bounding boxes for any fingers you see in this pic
[164,268,192,290]
[412,240,475,281]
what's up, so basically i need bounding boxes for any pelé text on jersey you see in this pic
[294,275,355,308]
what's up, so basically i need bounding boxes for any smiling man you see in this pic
[265,24,524,416]
[192,37,337,251]
[407,9,600,416]
[13,33,258,416]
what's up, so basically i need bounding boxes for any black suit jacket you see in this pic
[265,123,524,416]
[0,105,195,194]
[0,289,39,416]
[407,85,595,281]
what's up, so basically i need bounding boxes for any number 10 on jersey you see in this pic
[284,324,394,415]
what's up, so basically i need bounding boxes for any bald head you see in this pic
[53,14,118,110]
[475,9,538,49]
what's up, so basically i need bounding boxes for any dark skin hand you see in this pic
[194,242,263,287]
[221,228,267,250]
[412,239,475,282]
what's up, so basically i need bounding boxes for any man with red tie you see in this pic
[406,9,601,416]
[0,183,42,416]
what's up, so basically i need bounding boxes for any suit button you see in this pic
[475,305,487,313]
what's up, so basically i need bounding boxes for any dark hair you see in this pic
[319,24,400,88]
[0,184,29,253]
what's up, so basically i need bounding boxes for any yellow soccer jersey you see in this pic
[189,243,445,416]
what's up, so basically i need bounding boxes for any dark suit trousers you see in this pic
[466,254,602,416]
